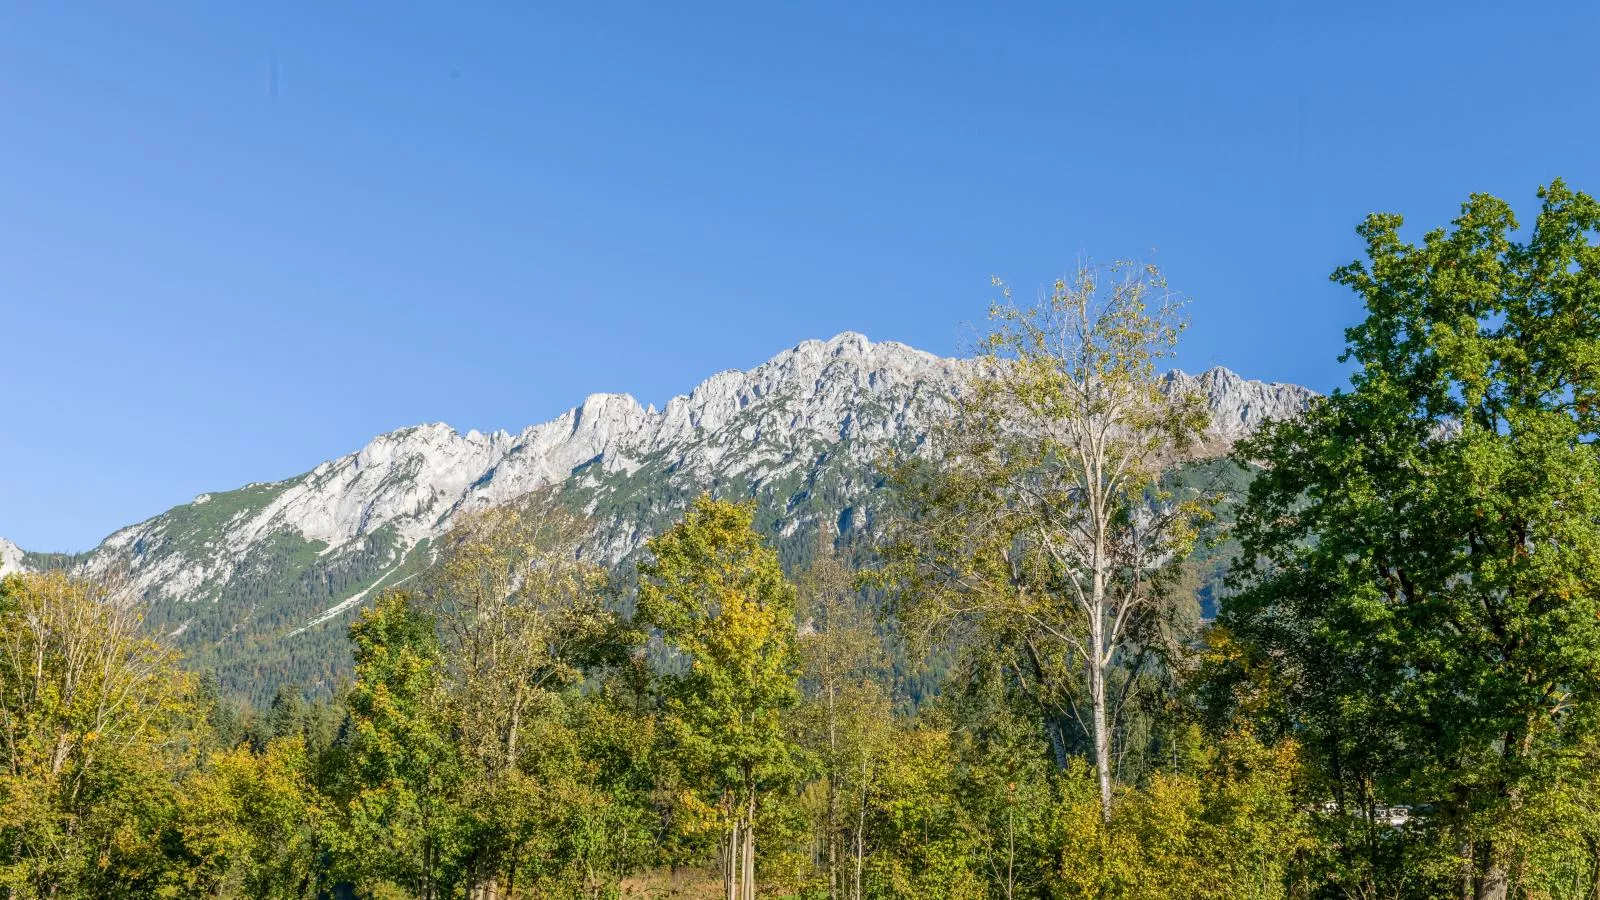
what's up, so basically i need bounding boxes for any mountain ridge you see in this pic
[0,332,1315,698]
[0,335,1305,563]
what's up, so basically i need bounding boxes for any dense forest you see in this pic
[4,182,1600,899]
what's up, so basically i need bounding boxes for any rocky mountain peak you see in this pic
[0,538,23,575]
[1165,366,1315,444]
[2,333,1318,695]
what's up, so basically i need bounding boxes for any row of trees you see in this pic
[0,499,1296,899]
[3,180,1598,898]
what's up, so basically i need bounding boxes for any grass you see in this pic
[619,867,724,898]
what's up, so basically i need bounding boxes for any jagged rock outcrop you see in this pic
[0,538,24,576]
[1164,366,1314,451]
[1,333,1314,695]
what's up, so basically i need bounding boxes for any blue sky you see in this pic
[3,2,1597,552]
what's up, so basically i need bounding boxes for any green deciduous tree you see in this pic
[861,723,986,900]
[794,534,894,900]
[637,496,806,900]
[324,589,462,899]
[418,498,615,897]
[0,571,200,898]
[1221,181,1600,900]
[1050,733,1306,900]
[175,735,325,898]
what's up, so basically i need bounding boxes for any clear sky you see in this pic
[3,2,1597,552]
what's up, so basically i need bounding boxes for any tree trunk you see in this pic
[1475,842,1509,900]
[1090,637,1112,823]
[1476,868,1509,900]
[725,821,740,900]
[1046,718,1068,771]
[743,792,757,900]
[826,681,839,900]
[474,866,500,900]
[1089,543,1114,824]
[468,857,500,900]
[1005,802,1016,900]
[422,832,434,900]
[854,766,867,900]
[507,681,523,763]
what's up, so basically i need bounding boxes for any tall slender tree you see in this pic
[882,261,1211,821]
[637,496,806,900]
[795,532,891,900]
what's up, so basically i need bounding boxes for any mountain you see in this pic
[0,538,23,576]
[0,333,1314,699]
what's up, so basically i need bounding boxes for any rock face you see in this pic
[1163,367,1316,452]
[0,538,23,576]
[0,333,1314,696]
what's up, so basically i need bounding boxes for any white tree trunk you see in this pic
[1090,560,1114,823]
[743,793,757,900]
